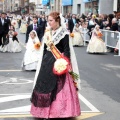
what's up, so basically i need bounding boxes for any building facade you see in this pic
[99,0,113,14]
[72,0,120,15]
[72,0,85,14]
[0,0,3,12]
[1,0,120,15]
[62,0,73,15]
[98,0,120,14]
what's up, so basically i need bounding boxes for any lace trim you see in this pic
[44,27,68,50]
[52,27,68,45]
[31,90,52,107]
[31,74,66,107]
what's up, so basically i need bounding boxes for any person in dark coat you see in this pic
[110,18,118,31]
[26,15,44,43]
[0,12,9,46]
[68,14,77,33]
[40,15,47,34]
[4,13,11,27]
[105,17,118,31]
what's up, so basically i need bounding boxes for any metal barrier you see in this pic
[82,28,120,56]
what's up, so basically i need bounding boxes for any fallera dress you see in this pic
[0,30,21,53]
[19,20,27,34]
[87,29,107,53]
[30,26,81,118]
[72,26,84,46]
[22,30,41,70]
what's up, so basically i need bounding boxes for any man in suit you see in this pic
[40,15,47,34]
[68,14,77,33]
[0,12,9,46]
[26,15,44,43]
[4,13,11,27]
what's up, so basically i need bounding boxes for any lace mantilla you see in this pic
[44,27,68,51]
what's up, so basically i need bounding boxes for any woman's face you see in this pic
[96,26,100,30]
[30,32,35,39]
[48,16,59,30]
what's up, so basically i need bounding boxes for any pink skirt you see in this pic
[30,73,81,118]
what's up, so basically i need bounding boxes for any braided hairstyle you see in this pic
[49,12,61,26]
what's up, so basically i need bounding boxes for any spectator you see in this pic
[110,18,118,31]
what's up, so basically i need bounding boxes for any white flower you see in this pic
[54,58,68,73]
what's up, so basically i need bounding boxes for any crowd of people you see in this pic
[0,11,120,119]
[0,12,119,54]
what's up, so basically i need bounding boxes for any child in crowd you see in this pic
[87,25,107,53]
[22,30,41,71]
[0,25,22,52]
[72,23,84,46]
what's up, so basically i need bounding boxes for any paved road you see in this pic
[0,29,120,120]
[75,46,120,120]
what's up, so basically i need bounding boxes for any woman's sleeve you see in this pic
[62,34,70,59]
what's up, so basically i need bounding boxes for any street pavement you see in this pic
[0,29,120,120]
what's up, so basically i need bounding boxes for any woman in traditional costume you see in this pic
[87,25,107,53]
[19,17,27,34]
[72,23,84,46]
[22,30,41,70]
[30,12,81,120]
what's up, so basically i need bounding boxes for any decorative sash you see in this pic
[50,43,62,59]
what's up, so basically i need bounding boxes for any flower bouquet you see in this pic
[70,33,74,37]
[97,32,103,37]
[34,42,41,50]
[48,42,79,80]
[53,56,69,75]
[14,32,18,36]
